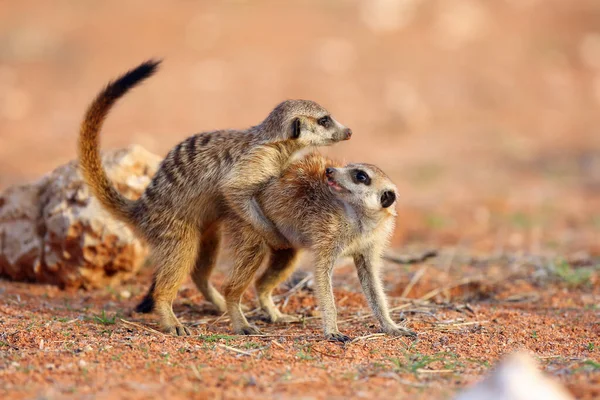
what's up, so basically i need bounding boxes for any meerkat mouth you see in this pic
[326,176,350,193]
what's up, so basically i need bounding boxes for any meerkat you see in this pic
[77,60,352,336]
[211,153,416,341]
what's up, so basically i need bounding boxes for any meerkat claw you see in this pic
[326,332,351,343]
[386,326,417,338]
[238,325,262,335]
[165,325,190,336]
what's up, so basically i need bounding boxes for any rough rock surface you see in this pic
[0,145,161,289]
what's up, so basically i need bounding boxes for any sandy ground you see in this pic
[1,1,599,399]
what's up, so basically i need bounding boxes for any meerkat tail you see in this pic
[77,59,161,223]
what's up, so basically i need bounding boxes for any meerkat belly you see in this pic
[264,203,313,247]
[258,192,321,248]
[278,223,312,248]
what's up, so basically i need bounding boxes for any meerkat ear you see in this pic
[380,190,396,208]
[291,118,301,139]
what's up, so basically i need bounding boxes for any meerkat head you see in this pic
[324,163,398,217]
[262,99,352,146]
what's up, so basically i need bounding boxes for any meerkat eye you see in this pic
[354,170,371,185]
[317,115,332,128]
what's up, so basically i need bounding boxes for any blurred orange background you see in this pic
[1,0,599,254]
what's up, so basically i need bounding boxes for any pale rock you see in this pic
[0,145,161,289]
[454,351,574,400]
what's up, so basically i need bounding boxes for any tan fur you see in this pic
[77,60,351,335]
[207,153,416,341]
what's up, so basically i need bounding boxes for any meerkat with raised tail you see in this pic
[77,60,352,336]
[213,153,416,341]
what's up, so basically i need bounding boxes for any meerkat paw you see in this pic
[271,313,301,324]
[236,325,263,335]
[325,332,351,343]
[166,324,192,336]
[384,325,417,338]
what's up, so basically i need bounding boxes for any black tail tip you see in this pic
[106,58,163,97]
[120,58,162,85]
[137,58,163,76]
[135,295,155,313]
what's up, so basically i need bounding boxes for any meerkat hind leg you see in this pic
[151,229,199,336]
[223,237,268,335]
[190,223,227,313]
[256,248,301,323]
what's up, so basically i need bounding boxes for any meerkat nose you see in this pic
[325,167,335,177]
[344,128,352,140]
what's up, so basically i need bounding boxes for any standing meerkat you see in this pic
[212,153,416,341]
[78,60,352,336]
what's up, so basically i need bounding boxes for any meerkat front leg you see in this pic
[353,250,416,338]
[313,249,350,342]
[256,248,301,323]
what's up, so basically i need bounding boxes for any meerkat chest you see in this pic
[340,215,392,256]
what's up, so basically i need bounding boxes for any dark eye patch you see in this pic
[291,118,301,139]
[353,169,371,185]
[317,115,332,128]
[380,190,396,208]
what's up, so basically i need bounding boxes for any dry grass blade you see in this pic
[273,274,313,302]
[419,276,483,301]
[270,340,286,350]
[503,292,541,303]
[379,373,430,388]
[311,347,345,358]
[431,320,489,332]
[218,344,253,356]
[119,318,165,336]
[245,334,302,337]
[350,333,386,343]
[416,369,454,374]
[401,266,428,298]
[190,364,202,381]
[339,303,412,324]
[384,250,438,264]
[207,311,230,326]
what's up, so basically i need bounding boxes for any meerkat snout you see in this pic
[325,167,349,193]
[380,190,396,208]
